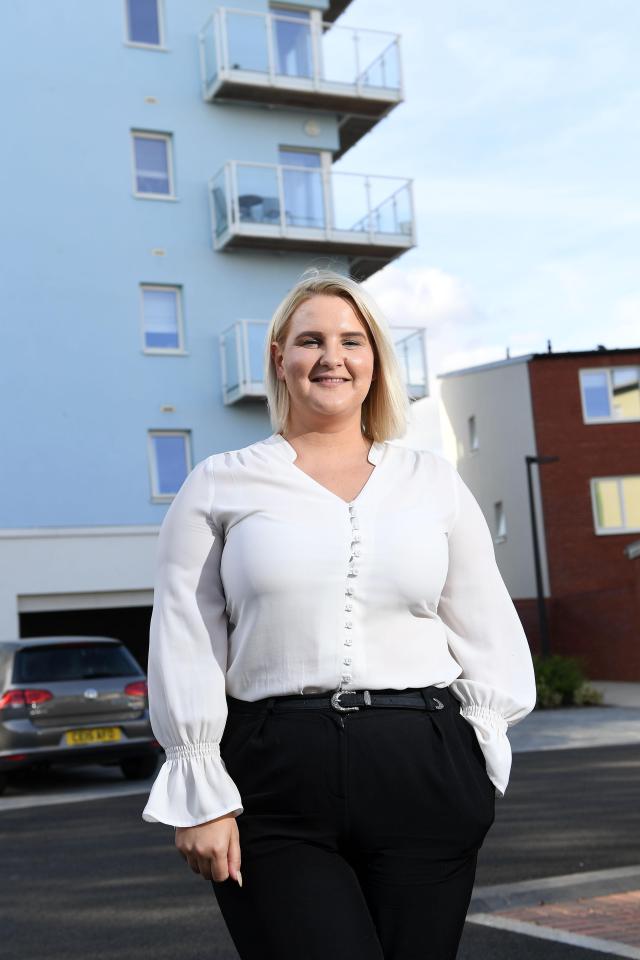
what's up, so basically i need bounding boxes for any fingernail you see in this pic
[237,870,243,888]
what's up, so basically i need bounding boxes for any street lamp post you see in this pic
[525,454,559,658]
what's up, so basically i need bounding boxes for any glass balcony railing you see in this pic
[219,320,269,402]
[391,327,430,399]
[209,161,414,245]
[219,320,428,405]
[199,7,402,98]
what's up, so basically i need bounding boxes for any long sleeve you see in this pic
[141,457,243,827]
[438,464,537,798]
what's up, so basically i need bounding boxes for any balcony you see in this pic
[198,7,403,158]
[209,161,416,281]
[219,320,428,406]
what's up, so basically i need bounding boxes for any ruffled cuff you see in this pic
[141,740,243,827]
[448,679,516,799]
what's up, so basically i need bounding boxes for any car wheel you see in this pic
[120,755,159,780]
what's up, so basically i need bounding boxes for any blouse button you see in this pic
[344,602,352,612]
[344,637,352,646]
[343,657,352,666]
[351,518,359,530]
[344,620,352,629]
[345,585,353,596]
[342,674,352,683]
[351,549,361,558]
[351,533,361,543]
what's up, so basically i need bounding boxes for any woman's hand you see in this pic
[175,813,242,886]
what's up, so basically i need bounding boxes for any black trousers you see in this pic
[211,685,495,960]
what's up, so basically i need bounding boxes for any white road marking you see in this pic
[467,912,640,959]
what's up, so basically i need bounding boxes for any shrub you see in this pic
[532,653,594,708]
[573,682,604,706]
[535,676,563,708]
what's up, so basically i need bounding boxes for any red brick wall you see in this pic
[527,352,640,680]
[513,598,544,655]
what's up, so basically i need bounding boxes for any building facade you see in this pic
[438,347,640,681]
[1,0,425,662]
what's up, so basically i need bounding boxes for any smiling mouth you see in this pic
[311,377,351,382]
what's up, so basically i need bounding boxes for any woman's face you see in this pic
[272,294,377,428]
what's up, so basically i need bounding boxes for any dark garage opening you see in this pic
[20,607,153,672]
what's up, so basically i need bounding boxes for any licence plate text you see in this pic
[65,727,122,745]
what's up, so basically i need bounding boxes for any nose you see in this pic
[317,340,345,368]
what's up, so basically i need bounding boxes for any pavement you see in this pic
[468,867,640,958]
[473,679,640,958]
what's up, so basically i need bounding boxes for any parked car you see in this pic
[0,635,162,796]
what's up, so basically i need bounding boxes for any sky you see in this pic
[334,0,640,383]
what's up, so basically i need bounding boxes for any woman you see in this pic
[142,268,536,960]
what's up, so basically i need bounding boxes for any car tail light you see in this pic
[0,689,53,710]
[25,689,53,705]
[124,681,148,697]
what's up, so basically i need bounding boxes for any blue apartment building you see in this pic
[1,0,424,662]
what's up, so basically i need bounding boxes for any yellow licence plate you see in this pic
[65,727,122,745]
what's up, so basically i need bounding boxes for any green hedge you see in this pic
[533,653,603,708]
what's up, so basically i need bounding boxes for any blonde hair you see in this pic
[264,267,410,442]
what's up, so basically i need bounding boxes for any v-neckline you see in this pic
[267,432,386,507]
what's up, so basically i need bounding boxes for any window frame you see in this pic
[123,0,167,50]
[148,430,192,502]
[468,414,478,454]
[140,283,186,355]
[590,474,640,535]
[579,365,640,424]
[131,130,176,201]
[493,500,507,543]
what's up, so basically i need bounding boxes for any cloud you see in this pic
[363,263,515,378]
[363,263,482,333]
[600,295,640,349]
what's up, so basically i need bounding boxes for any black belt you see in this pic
[226,685,453,715]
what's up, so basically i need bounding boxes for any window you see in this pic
[270,5,313,79]
[125,0,163,47]
[580,366,640,422]
[468,415,478,452]
[141,285,183,351]
[14,643,141,683]
[494,501,507,542]
[591,476,640,534]
[279,147,325,228]
[132,131,174,198]
[148,431,191,499]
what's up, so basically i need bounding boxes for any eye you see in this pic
[299,338,362,346]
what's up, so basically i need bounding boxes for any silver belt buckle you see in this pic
[331,689,369,712]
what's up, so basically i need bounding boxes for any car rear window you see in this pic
[13,643,143,683]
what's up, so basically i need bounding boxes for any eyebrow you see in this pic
[295,330,367,339]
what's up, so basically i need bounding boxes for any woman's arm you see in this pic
[437,463,537,797]
[141,457,243,828]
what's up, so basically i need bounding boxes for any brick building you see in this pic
[438,346,640,682]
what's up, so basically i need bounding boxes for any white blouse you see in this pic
[142,432,536,828]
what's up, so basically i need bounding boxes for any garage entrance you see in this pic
[19,604,152,672]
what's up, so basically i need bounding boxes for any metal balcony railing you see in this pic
[219,320,428,405]
[209,160,415,247]
[199,7,402,99]
[198,7,403,156]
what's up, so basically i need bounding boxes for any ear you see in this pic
[271,342,283,379]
